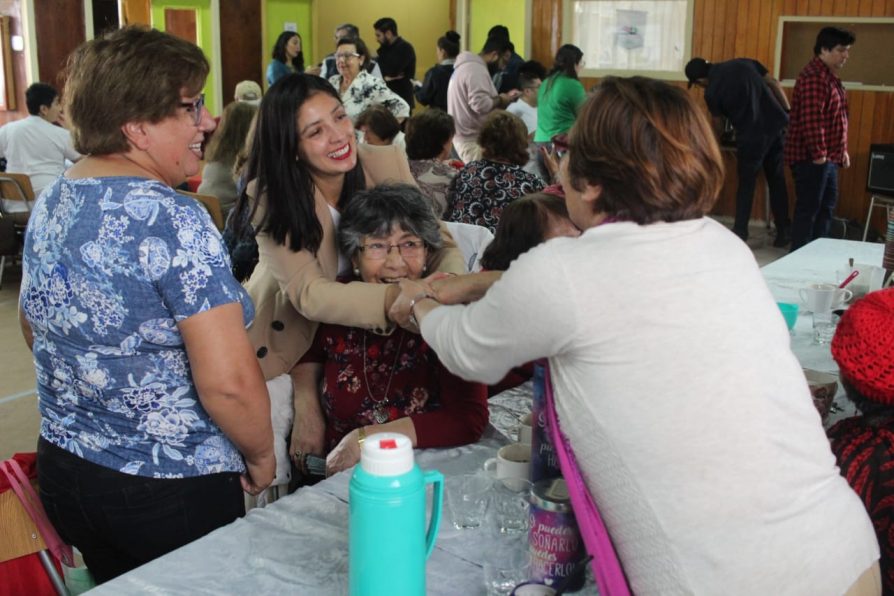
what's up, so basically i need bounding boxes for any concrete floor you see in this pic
[0,217,788,461]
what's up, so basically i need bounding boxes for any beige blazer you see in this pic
[245,143,465,380]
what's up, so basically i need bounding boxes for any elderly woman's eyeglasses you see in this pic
[360,240,424,260]
[179,94,205,125]
[335,52,360,62]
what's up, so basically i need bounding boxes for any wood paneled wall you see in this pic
[35,0,85,88]
[530,0,894,236]
[0,0,27,124]
[219,0,263,105]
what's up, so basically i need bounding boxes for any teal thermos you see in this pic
[349,432,444,596]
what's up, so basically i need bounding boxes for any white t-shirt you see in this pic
[507,100,537,135]
[0,115,80,197]
[423,217,878,595]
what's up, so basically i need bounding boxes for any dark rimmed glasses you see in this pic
[359,240,425,260]
[179,93,205,125]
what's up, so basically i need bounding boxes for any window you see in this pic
[564,0,693,79]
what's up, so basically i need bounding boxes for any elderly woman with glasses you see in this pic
[18,27,273,583]
[328,37,409,123]
[290,184,487,476]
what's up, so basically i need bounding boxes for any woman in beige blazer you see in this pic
[234,74,464,382]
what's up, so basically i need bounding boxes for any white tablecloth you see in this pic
[761,238,886,425]
[88,380,604,595]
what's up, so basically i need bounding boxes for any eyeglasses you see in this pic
[335,52,360,62]
[179,93,205,125]
[359,240,425,260]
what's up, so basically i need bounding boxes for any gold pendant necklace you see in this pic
[362,330,405,424]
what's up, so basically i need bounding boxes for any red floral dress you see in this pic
[300,324,489,451]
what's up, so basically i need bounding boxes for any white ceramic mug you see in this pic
[483,442,531,482]
[799,283,852,313]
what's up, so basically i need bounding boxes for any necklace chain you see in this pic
[362,330,405,423]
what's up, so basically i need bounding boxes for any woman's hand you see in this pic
[430,271,502,305]
[325,428,363,476]
[289,362,326,474]
[241,452,275,495]
[289,404,326,475]
[389,278,432,331]
[540,145,561,181]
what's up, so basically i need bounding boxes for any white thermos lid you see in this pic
[359,432,414,476]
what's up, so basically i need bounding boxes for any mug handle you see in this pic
[482,458,496,476]
[422,470,444,560]
[798,288,808,303]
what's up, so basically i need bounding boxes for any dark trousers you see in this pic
[790,161,839,251]
[37,438,244,584]
[733,133,790,239]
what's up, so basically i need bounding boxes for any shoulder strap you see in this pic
[0,459,73,567]
[541,362,631,596]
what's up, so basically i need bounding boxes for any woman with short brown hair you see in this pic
[445,110,544,233]
[394,76,879,594]
[21,26,274,583]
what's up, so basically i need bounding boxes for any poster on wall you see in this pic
[572,0,688,74]
[616,9,646,50]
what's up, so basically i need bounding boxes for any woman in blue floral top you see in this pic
[18,26,274,583]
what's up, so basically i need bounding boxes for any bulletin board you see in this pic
[775,17,894,91]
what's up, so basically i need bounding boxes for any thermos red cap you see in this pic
[359,432,414,476]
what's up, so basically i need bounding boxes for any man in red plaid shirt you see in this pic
[785,27,855,251]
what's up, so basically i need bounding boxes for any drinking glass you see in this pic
[491,478,532,534]
[446,473,491,529]
[483,535,530,595]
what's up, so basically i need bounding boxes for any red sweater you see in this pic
[300,323,489,450]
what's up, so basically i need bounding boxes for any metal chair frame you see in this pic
[862,193,894,242]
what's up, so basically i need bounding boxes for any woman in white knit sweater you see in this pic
[392,76,880,595]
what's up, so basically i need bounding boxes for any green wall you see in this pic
[150,0,218,114]
[469,0,527,56]
[265,0,313,89]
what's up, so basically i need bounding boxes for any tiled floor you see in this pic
[0,217,788,461]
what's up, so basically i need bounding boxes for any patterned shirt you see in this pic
[329,70,410,123]
[784,56,849,166]
[828,415,894,595]
[20,177,253,478]
[300,323,488,452]
[446,159,545,233]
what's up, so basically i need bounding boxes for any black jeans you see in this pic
[37,438,244,584]
[733,132,790,239]
[790,161,839,251]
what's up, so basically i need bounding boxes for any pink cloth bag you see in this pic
[541,362,631,596]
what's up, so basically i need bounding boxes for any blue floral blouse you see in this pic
[20,177,254,479]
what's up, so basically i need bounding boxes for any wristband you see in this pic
[407,291,433,328]
[358,425,367,447]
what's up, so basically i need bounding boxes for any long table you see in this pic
[87,382,597,595]
[760,238,886,424]
[88,238,886,595]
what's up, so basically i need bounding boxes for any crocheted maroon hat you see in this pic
[831,288,894,404]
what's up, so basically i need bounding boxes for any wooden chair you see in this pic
[0,173,35,290]
[179,190,224,230]
[0,173,36,210]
